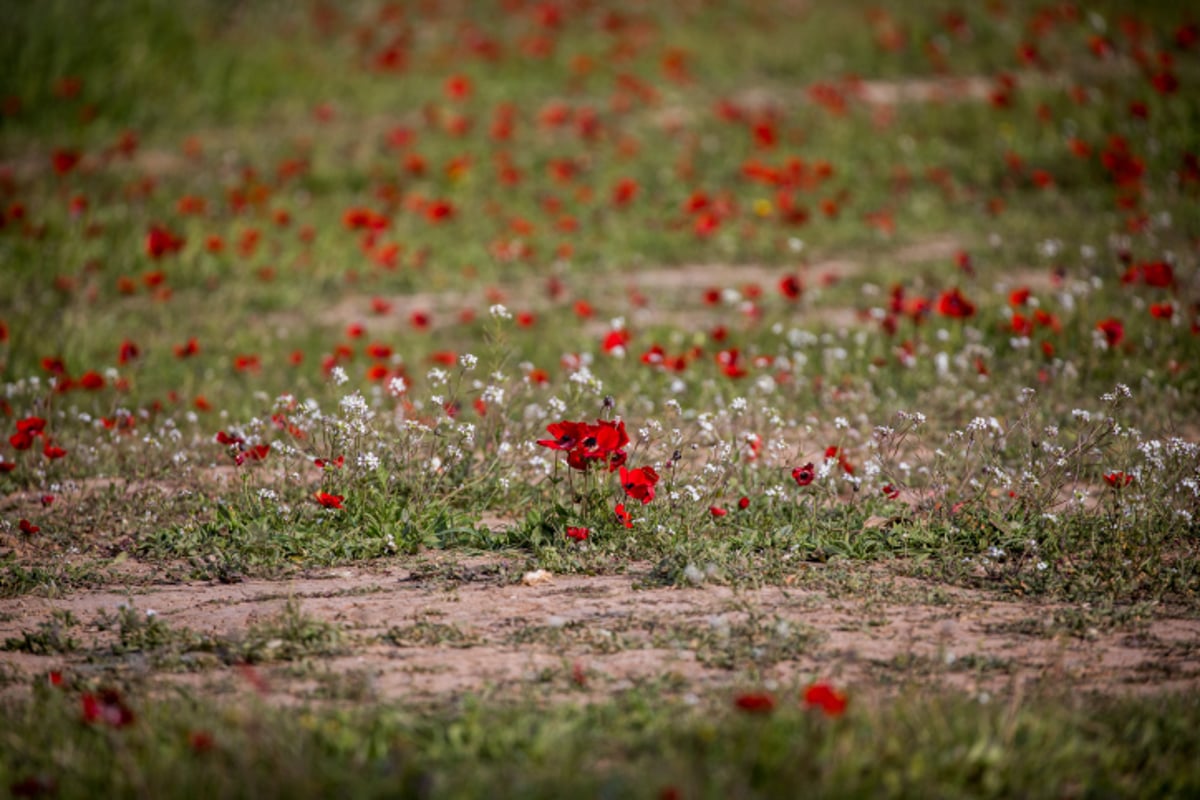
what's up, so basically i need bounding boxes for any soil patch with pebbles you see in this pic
[3,555,1196,706]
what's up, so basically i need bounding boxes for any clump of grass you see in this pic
[2,610,80,655]
[235,598,346,664]
[384,621,479,649]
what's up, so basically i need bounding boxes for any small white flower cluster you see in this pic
[567,365,602,393]
[1101,384,1132,403]
[456,422,477,447]
[966,416,1001,434]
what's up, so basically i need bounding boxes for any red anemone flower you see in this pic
[52,149,81,175]
[537,420,588,452]
[81,689,135,728]
[614,502,633,528]
[1103,471,1133,488]
[229,444,267,466]
[444,74,472,101]
[936,288,976,319]
[144,224,185,259]
[174,338,200,359]
[1149,303,1173,320]
[792,463,815,487]
[803,682,848,717]
[611,177,639,207]
[1096,318,1124,348]
[79,371,105,390]
[117,339,140,364]
[602,329,631,353]
[566,526,589,541]
[734,692,775,713]
[315,492,345,509]
[619,465,660,505]
[579,419,629,460]
[17,417,47,435]
[779,274,803,300]
[425,200,454,223]
[215,431,244,447]
[825,445,855,474]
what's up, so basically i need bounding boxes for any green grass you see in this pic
[2,685,1199,798]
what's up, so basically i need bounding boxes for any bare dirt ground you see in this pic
[3,553,1197,706]
[312,233,966,336]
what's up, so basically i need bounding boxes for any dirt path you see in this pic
[312,233,966,335]
[3,555,1197,705]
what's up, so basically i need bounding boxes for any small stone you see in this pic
[521,569,554,586]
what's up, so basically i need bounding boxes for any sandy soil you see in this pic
[3,553,1196,706]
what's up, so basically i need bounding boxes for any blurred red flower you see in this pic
[315,492,345,510]
[1103,471,1133,488]
[936,288,976,319]
[803,682,848,717]
[144,224,184,259]
[1096,318,1124,348]
[735,692,775,713]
